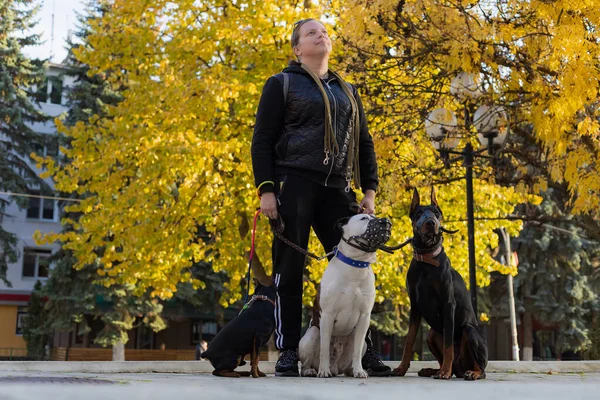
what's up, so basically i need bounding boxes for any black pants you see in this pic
[272,174,374,351]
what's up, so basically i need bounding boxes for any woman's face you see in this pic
[294,20,332,61]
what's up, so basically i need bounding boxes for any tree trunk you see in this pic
[507,274,520,361]
[112,341,125,361]
[522,281,533,361]
[502,229,520,361]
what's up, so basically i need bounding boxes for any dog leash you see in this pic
[245,209,262,304]
[379,237,413,253]
[246,208,456,299]
[377,226,459,254]
[244,209,335,305]
[268,201,392,259]
[271,229,335,262]
[245,209,334,302]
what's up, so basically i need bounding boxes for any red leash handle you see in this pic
[249,209,261,263]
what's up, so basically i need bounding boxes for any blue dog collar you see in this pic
[334,247,371,269]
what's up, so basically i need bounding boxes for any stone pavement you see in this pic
[2,360,600,374]
[0,371,599,400]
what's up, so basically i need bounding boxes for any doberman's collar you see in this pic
[240,294,276,314]
[413,246,443,267]
[334,246,371,269]
[251,295,276,307]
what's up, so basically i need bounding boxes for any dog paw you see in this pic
[392,364,409,377]
[433,370,452,380]
[251,370,266,378]
[214,370,241,378]
[418,368,439,377]
[302,368,317,377]
[464,370,485,381]
[354,368,369,379]
[317,369,333,378]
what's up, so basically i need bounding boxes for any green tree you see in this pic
[22,280,50,360]
[586,317,600,360]
[0,0,49,284]
[511,190,600,356]
[62,1,122,127]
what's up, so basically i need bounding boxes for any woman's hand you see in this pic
[260,192,278,219]
[360,189,376,215]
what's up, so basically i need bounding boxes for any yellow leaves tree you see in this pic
[315,0,600,326]
[38,0,324,305]
[38,0,541,326]
[333,0,600,214]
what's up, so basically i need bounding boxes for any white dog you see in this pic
[299,214,391,379]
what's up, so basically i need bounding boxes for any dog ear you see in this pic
[335,216,351,233]
[430,186,440,209]
[251,257,273,287]
[410,188,420,215]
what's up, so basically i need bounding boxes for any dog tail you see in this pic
[466,324,488,371]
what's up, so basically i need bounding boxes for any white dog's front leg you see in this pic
[318,312,334,378]
[351,313,371,379]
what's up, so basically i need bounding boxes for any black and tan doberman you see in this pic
[393,188,487,380]
[200,266,276,378]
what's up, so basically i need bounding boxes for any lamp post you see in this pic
[424,73,510,316]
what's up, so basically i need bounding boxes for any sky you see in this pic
[22,0,87,63]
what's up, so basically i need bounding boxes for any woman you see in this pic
[251,18,390,377]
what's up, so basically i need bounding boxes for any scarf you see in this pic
[300,64,361,191]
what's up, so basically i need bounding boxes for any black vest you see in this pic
[273,71,356,182]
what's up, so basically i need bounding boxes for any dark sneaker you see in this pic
[275,349,299,377]
[362,347,392,377]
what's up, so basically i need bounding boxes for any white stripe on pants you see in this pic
[274,273,284,349]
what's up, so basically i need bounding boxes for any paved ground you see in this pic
[0,371,598,400]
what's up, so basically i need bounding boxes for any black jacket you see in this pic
[251,62,378,194]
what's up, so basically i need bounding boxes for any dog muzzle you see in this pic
[415,211,441,239]
[342,217,392,253]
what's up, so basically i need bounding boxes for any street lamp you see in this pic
[424,73,510,316]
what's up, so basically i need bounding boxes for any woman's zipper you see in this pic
[323,78,337,187]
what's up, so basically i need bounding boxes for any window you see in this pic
[34,78,48,103]
[191,322,201,345]
[46,136,59,157]
[191,321,218,345]
[22,248,52,278]
[49,77,63,105]
[16,307,27,335]
[33,76,63,105]
[32,141,45,157]
[26,193,56,221]
[32,136,60,159]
